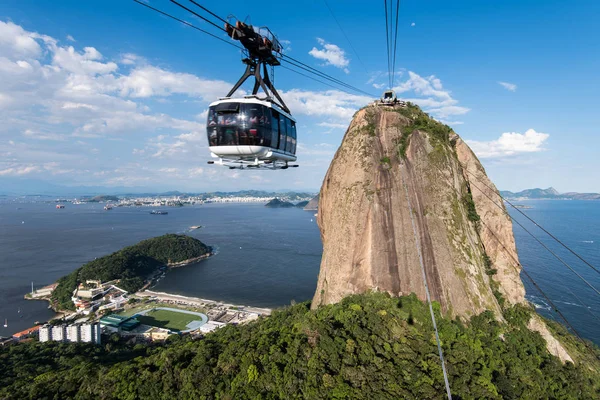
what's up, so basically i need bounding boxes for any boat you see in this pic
[56,204,65,209]
[3,319,7,328]
[104,205,113,211]
[150,210,168,215]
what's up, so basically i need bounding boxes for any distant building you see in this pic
[80,323,101,344]
[12,325,40,342]
[51,325,66,342]
[66,325,80,343]
[199,321,226,334]
[39,325,52,342]
[40,323,101,344]
[99,314,140,333]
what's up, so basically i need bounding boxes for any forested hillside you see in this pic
[2,292,599,399]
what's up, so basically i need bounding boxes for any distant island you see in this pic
[50,234,212,311]
[265,198,309,208]
[83,195,120,202]
[500,187,600,200]
[303,194,319,211]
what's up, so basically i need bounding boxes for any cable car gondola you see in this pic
[206,20,298,169]
[207,96,297,169]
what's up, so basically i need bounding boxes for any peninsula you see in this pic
[49,234,212,311]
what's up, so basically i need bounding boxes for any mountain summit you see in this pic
[311,103,571,360]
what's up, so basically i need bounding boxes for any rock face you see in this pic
[312,103,572,361]
[312,104,526,320]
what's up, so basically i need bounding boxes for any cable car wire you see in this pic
[322,0,368,73]
[399,164,452,400]
[133,0,378,98]
[133,0,243,50]
[413,140,596,349]
[384,0,392,89]
[188,0,229,25]
[463,169,600,277]
[281,57,376,97]
[462,168,600,277]
[390,0,400,88]
[463,174,600,297]
[169,0,225,32]
[479,216,597,354]
[174,0,378,97]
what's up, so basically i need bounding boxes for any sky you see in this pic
[1,0,599,194]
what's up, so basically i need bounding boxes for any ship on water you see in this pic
[150,210,168,215]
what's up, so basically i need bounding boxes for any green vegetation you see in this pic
[136,309,199,331]
[2,292,599,399]
[51,234,211,310]
[380,156,391,165]
[463,191,480,223]
[395,102,455,158]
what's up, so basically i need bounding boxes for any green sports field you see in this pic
[136,309,198,331]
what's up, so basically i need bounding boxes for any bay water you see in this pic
[0,198,598,345]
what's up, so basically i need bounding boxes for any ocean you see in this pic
[0,198,598,345]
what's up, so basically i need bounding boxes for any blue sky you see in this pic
[1,0,599,193]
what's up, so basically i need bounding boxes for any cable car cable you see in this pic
[187,0,229,25]
[281,54,377,97]
[322,0,368,74]
[391,0,400,88]
[399,162,452,400]
[463,169,600,277]
[281,58,377,97]
[414,140,597,348]
[134,0,377,98]
[171,0,378,98]
[384,0,392,89]
[479,216,597,355]
[280,65,351,92]
[463,175,600,297]
[169,0,226,33]
[133,0,243,50]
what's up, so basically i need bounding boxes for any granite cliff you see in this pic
[312,102,572,361]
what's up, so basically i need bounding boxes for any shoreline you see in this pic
[137,290,272,316]
[24,251,218,315]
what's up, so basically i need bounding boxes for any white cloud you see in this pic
[391,71,470,119]
[466,129,549,159]
[117,65,233,99]
[411,22,416,27]
[66,35,76,42]
[317,122,347,129]
[282,89,372,120]
[498,81,517,92]
[308,38,350,73]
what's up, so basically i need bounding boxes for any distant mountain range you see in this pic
[500,187,600,200]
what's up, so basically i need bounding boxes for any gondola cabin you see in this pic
[207,96,297,168]
[380,90,397,104]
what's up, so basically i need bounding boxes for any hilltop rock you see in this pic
[311,103,570,361]
[303,194,319,211]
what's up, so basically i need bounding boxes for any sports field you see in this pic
[135,307,207,332]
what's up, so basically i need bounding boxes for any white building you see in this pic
[80,323,101,344]
[199,321,226,334]
[39,325,51,342]
[51,325,66,342]
[66,325,80,343]
[40,323,101,344]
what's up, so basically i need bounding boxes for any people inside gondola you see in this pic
[209,128,217,146]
